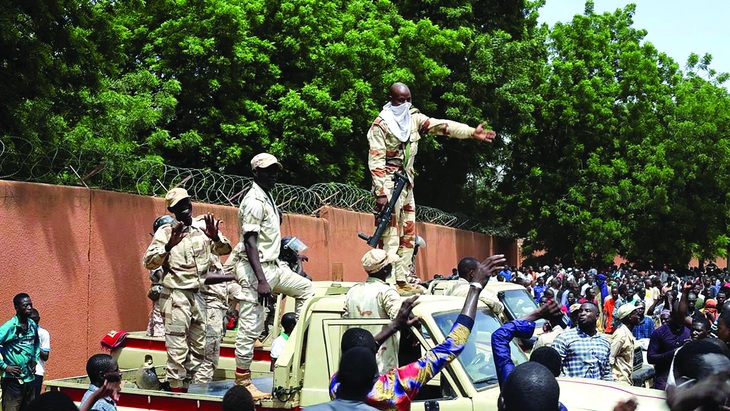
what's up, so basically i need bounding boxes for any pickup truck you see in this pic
[45,282,668,411]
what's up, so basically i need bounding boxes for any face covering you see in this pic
[379,102,412,142]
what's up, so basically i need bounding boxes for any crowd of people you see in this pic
[497,264,730,396]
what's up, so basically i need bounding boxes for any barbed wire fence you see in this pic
[0,136,507,235]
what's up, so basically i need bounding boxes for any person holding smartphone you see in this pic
[80,354,122,411]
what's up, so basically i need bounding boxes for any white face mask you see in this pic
[379,102,412,142]
[389,102,411,117]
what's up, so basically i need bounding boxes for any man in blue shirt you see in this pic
[499,266,512,281]
[553,302,614,381]
[0,293,40,411]
[80,354,121,411]
[631,301,655,340]
[533,276,547,304]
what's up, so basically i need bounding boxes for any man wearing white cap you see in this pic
[233,153,314,399]
[143,187,233,392]
[610,303,641,384]
[344,249,402,373]
[367,82,497,296]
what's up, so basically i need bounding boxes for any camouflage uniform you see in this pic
[441,278,505,316]
[143,216,232,389]
[344,277,402,373]
[146,267,165,337]
[368,109,477,286]
[234,182,314,374]
[195,256,229,384]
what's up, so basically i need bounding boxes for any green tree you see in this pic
[502,2,730,267]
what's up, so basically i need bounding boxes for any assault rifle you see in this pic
[358,171,409,247]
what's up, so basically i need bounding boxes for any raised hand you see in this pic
[202,213,221,241]
[165,222,187,251]
[473,254,506,287]
[79,380,122,411]
[541,300,563,320]
[394,296,421,330]
[472,124,497,142]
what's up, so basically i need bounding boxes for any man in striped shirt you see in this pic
[552,302,614,381]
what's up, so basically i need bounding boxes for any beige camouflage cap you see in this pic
[250,153,283,170]
[165,187,190,208]
[615,302,639,320]
[361,249,399,274]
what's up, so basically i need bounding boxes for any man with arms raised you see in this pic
[367,82,496,295]
[144,188,233,392]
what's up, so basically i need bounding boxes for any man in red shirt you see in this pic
[603,286,620,334]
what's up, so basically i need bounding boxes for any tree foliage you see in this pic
[501,2,730,267]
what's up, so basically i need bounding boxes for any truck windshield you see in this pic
[432,308,528,390]
[500,289,546,328]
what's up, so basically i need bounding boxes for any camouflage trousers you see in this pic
[195,306,226,383]
[159,288,207,389]
[381,180,416,283]
[146,300,164,337]
[234,260,314,370]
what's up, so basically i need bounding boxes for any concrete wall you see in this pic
[0,180,503,378]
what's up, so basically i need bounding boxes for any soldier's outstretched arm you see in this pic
[421,113,496,142]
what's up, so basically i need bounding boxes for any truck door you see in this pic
[407,324,475,411]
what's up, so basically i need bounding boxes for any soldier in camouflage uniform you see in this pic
[143,188,233,392]
[146,215,176,338]
[233,153,314,400]
[343,249,402,373]
[367,82,496,295]
[195,255,231,383]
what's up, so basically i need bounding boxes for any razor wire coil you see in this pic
[0,136,506,235]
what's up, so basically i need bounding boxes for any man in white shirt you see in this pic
[29,309,50,397]
[269,313,296,371]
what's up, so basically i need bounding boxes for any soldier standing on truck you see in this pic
[143,188,233,392]
[146,215,176,338]
[196,255,231,384]
[233,153,314,400]
[367,82,497,295]
[344,249,402,373]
